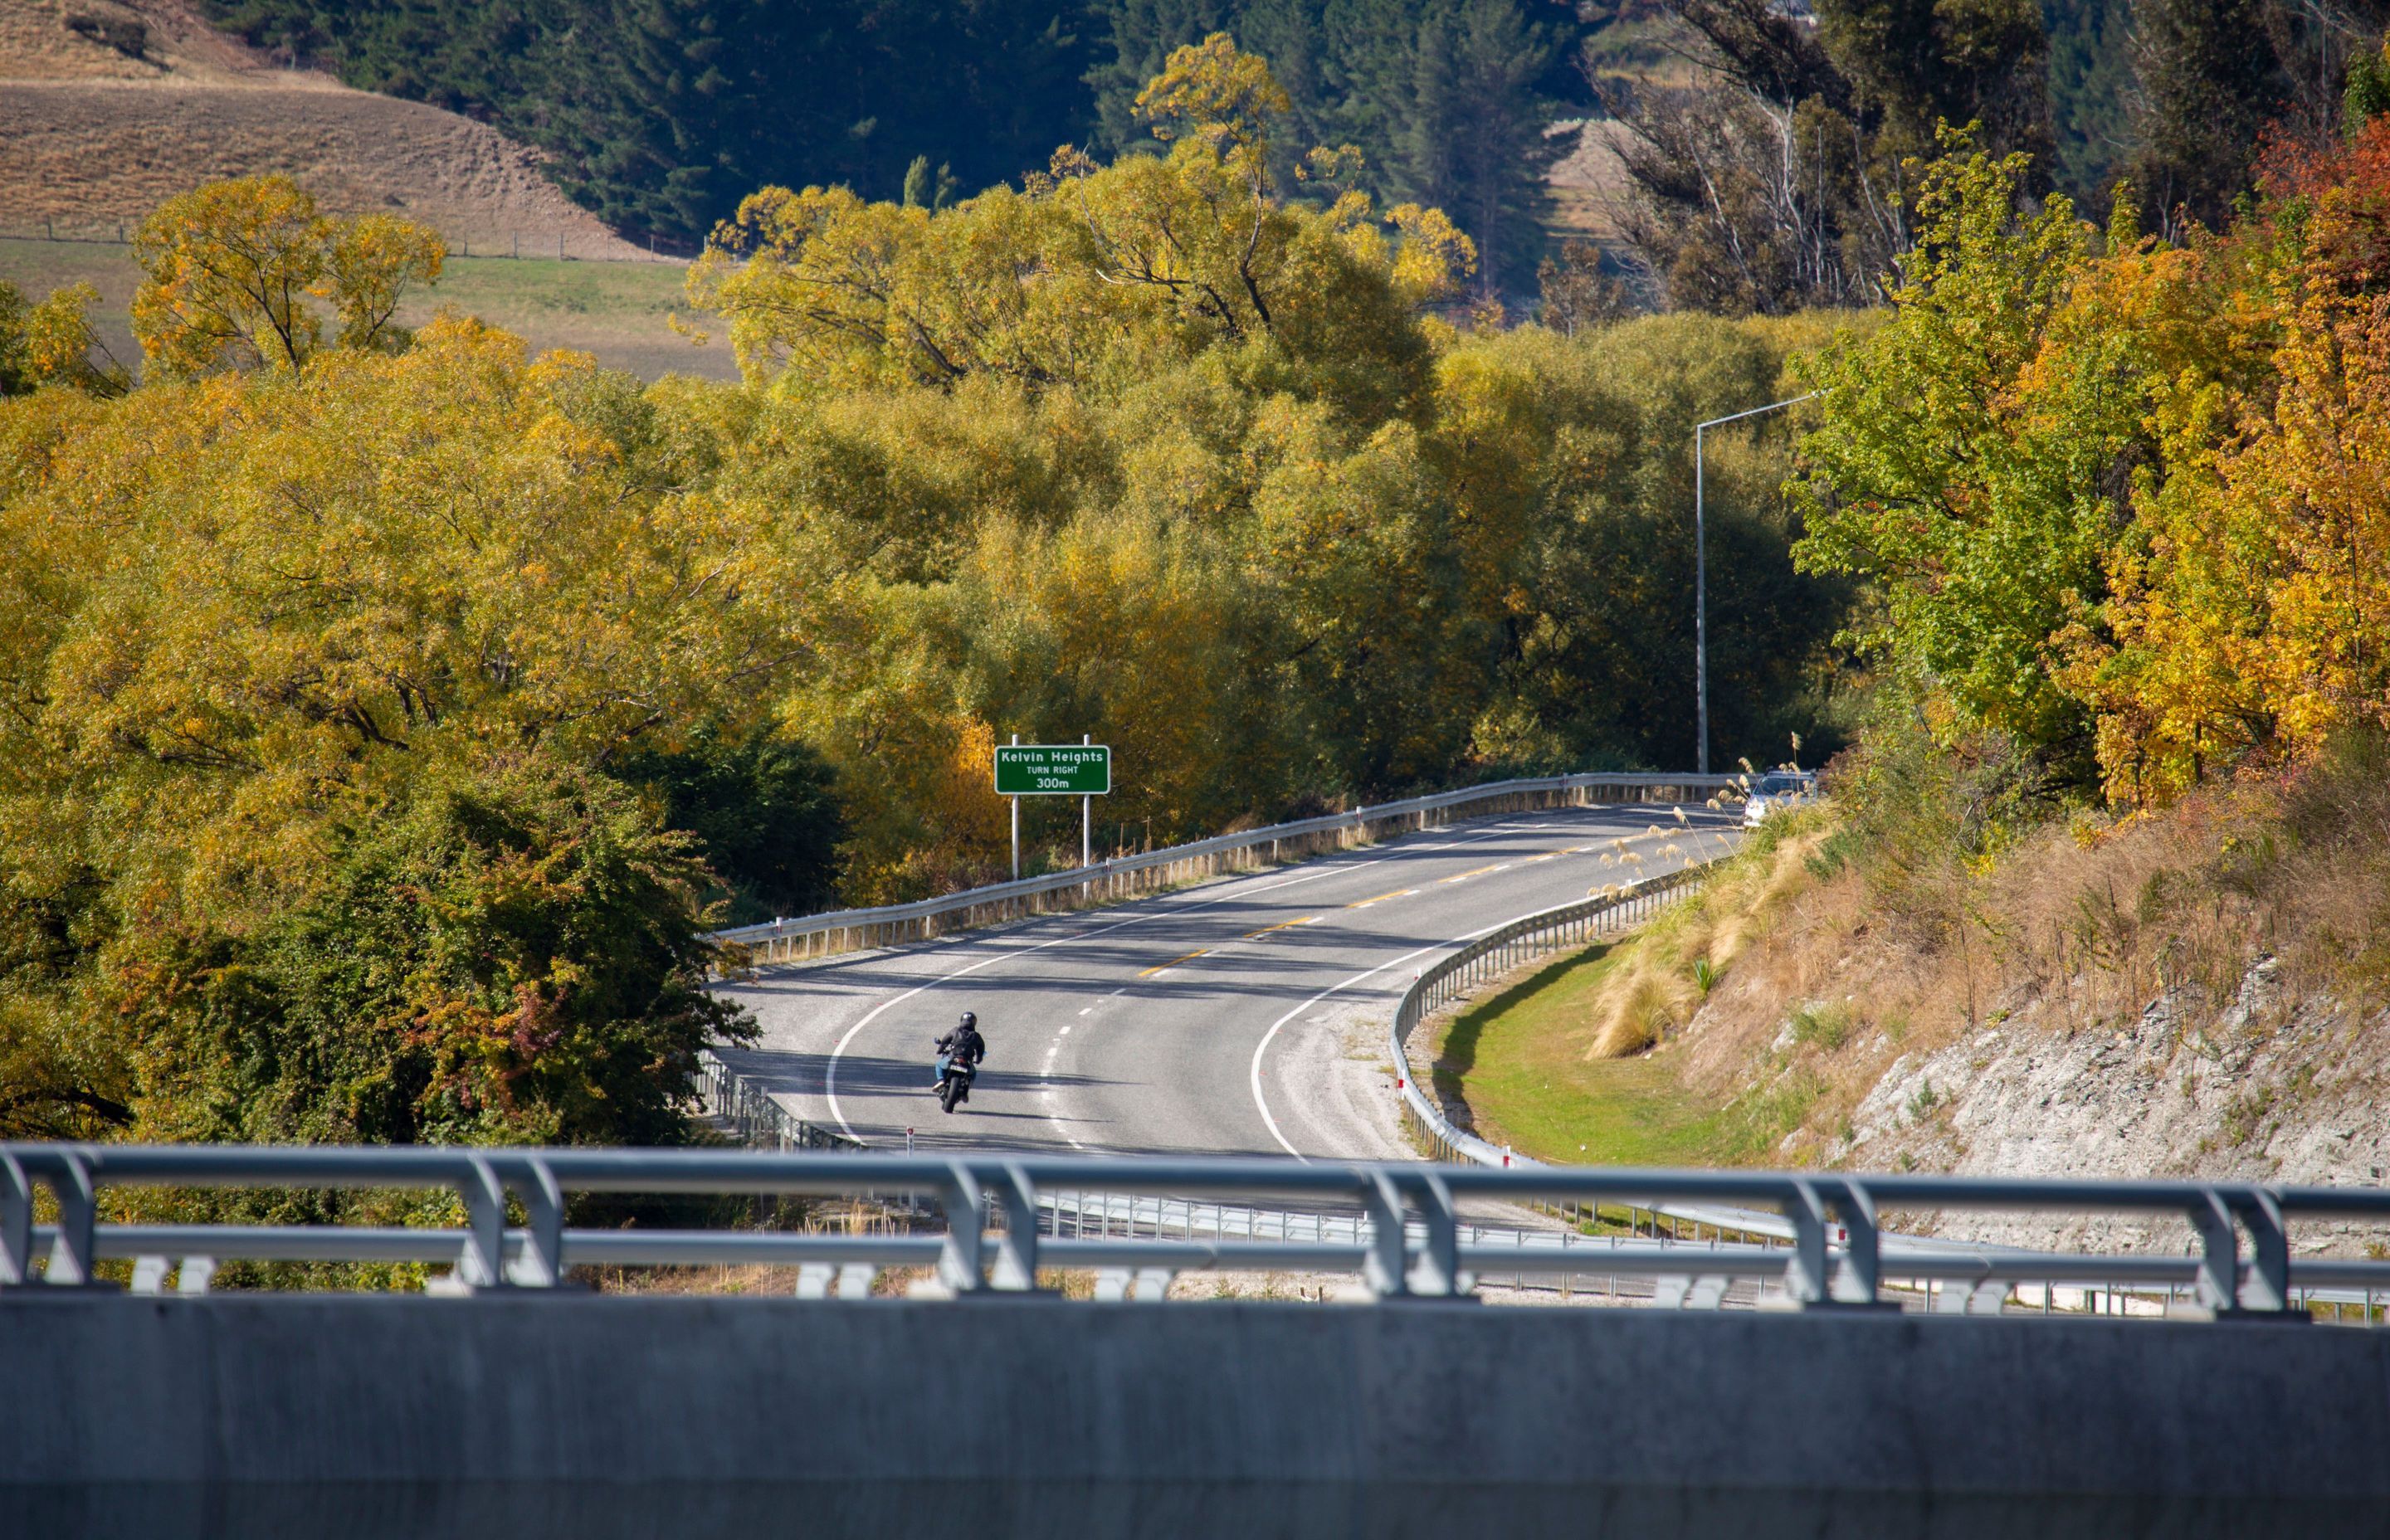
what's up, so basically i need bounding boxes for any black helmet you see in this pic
[959,1011,977,1030]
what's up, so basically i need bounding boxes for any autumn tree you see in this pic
[0,281,131,397]
[686,36,1472,412]
[1791,143,2118,779]
[130,175,445,376]
[0,317,793,1143]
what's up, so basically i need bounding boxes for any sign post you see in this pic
[994,739,1113,879]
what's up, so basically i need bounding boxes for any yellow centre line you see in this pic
[1241,914,1319,938]
[1138,948,1212,977]
[1437,861,1511,885]
[1345,887,1419,909]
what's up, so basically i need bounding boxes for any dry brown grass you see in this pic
[1581,818,1834,1059]
[1616,739,2390,1162]
[1,0,651,260]
[1547,120,1636,242]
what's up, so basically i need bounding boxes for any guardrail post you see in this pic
[41,1153,103,1288]
[1778,1181,1831,1307]
[1826,1179,1883,1305]
[2236,1190,2294,1313]
[938,1166,988,1293]
[1363,1171,1411,1298]
[2193,1188,2298,1317]
[990,1164,1040,1291]
[2189,1192,2239,1313]
[1405,1170,1465,1297]
[506,1157,567,1288]
[0,1150,30,1286]
[456,1155,508,1289]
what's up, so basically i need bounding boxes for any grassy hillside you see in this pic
[1423,815,1832,1167]
[0,238,733,382]
[1431,750,2390,1242]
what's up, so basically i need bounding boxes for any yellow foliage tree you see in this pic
[685,37,1471,408]
[130,175,445,377]
[0,280,131,397]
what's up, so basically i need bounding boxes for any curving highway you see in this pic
[712,805,1740,1160]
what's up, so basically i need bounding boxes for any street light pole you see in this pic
[1694,392,1820,776]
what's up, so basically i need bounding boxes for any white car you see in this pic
[1742,771,1817,827]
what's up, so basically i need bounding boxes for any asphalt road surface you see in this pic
[714,805,1741,1161]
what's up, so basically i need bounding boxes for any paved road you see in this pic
[714,805,1740,1160]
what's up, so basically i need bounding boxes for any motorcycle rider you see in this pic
[933,1011,987,1092]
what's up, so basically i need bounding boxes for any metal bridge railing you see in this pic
[4,1143,2386,1318]
[711,772,1735,965]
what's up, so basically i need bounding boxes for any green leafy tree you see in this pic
[133,756,749,1148]
[613,723,846,923]
[1790,143,2117,777]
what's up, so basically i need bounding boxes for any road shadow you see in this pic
[1430,941,1617,1137]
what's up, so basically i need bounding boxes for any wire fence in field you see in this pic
[0,220,696,263]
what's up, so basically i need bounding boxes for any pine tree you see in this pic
[2042,0,2134,211]
[1441,0,1563,293]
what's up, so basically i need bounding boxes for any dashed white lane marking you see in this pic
[822,846,1412,1141]
[1079,1006,1094,1016]
[826,807,1714,1143]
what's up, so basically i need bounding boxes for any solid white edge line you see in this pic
[1246,941,1453,1161]
[822,806,1725,1146]
[1247,839,1721,1161]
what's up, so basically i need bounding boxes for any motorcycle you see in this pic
[934,1053,978,1114]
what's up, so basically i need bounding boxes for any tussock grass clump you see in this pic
[1583,811,1832,1059]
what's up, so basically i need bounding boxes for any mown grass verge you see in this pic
[1427,809,1836,1167]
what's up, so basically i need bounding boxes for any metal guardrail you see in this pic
[1389,864,1710,1171]
[5,1144,2387,1318]
[697,1050,859,1153]
[713,772,1734,964]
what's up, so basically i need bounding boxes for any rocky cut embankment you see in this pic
[1610,752,2390,1255]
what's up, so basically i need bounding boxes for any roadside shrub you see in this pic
[1788,1001,1853,1051]
[123,753,751,1148]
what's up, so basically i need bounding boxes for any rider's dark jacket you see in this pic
[935,1025,986,1068]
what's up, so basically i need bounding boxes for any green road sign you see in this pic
[995,743,1110,796]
